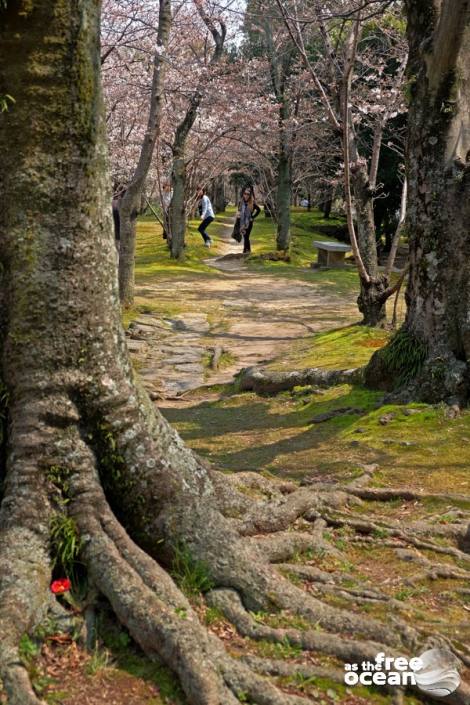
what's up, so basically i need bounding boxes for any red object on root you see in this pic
[50,578,71,594]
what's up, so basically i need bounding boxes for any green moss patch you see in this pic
[269,326,390,372]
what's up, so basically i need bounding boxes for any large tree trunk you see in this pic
[366,1,470,400]
[2,3,470,705]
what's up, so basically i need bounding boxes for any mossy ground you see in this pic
[161,331,470,685]
[163,326,470,497]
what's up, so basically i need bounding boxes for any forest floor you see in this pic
[18,209,470,705]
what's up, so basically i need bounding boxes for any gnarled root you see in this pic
[0,398,55,705]
[236,366,364,395]
[2,371,468,705]
[0,526,51,705]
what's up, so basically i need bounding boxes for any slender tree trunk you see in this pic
[349,159,387,327]
[118,0,172,306]
[343,60,388,327]
[169,153,188,259]
[168,97,201,259]
[320,183,335,219]
[213,176,226,213]
[168,10,226,259]
[275,104,291,251]
[366,1,470,400]
[368,121,384,192]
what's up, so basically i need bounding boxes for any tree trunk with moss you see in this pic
[2,4,470,705]
[366,1,470,400]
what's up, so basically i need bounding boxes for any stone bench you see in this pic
[312,240,352,268]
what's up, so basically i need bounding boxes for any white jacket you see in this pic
[200,194,214,219]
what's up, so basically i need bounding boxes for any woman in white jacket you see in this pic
[197,186,215,247]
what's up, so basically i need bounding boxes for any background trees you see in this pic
[103,0,409,325]
[275,0,407,325]
[243,0,299,250]
[110,0,172,306]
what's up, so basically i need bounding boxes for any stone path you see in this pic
[126,222,358,400]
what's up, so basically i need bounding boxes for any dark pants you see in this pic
[243,222,253,253]
[198,216,214,242]
[112,204,120,241]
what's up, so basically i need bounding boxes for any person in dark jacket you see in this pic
[237,185,261,253]
[112,186,126,249]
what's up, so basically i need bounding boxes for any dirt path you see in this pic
[127,222,358,400]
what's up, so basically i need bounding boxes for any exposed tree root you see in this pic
[278,563,339,584]
[207,588,389,663]
[241,655,345,685]
[226,471,297,497]
[0,399,56,705]
[238,487,352,536]
[1,376,469,705]
[301,576,406,610]
[343,486,470,505]
[249,528,342,563]
[237,366,364,395]
[66,441,314,705]
[0,526,51,703]
[319,511,470,561]
[396,548,470,582]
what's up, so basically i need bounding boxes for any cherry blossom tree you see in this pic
[112,0,171,306]
[276,0,408,325]
[243,0,300,250]
[166,2,227,258]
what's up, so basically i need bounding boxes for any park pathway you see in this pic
[126,220,358,401]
